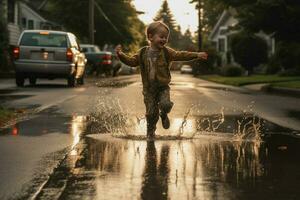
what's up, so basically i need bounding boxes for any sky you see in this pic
[132,0,198,34]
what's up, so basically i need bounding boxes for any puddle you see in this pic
[86,108,299,142]
[95,80,134,88]
[0,89,18,94]
[0,107,87,138]
[0,95,33,103]
[1,101,299,199]
[55,134,300,200]
[287,110,300,120]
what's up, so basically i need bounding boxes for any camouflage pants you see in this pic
[143,85,174,134]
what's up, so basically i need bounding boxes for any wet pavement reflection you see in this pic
[65,110,300,200]
[83,133,300,200]
[1,104,300,199]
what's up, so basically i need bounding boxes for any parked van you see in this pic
[13,30,86,87]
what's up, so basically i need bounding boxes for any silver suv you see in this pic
[14,30,86,87]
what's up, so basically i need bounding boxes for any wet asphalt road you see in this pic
[0,74,300,199]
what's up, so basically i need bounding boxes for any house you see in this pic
[208,9,275,66]
[3,0,21,46]
[2,0,61,47]
[19,1,62,31]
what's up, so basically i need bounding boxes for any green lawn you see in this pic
[0,107,15,126]
[270,81,300,89]
[199,75,300,87]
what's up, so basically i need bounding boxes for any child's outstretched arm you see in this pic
[166,47,208,62]
[115,45,139,67]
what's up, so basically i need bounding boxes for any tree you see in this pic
[207,0,300,43]
[0,3,10,71]
[178,29,196,50]
[230,32,268,73]
[38,0,145,50]
[189,0,225,32]
[153,0,182,49]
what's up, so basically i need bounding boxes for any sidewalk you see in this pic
[243,83,300,98]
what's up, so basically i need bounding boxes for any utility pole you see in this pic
[89,0,94,44]
[198,0,202,51]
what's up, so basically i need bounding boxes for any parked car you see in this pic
[180,64,193,74]
[13,30,86,87]
[81,44,113,77]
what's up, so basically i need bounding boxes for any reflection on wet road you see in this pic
[82,134,300,200]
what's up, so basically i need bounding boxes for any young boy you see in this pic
[115,21,208,138]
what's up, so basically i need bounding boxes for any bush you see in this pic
[221,65,244,77]
[190,47,221,75]
[274,42,300,72]
[230,32,268,74]
[265,55,282,74]
[278,68,300,76]
[0,13,10,71]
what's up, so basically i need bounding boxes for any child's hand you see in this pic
[198,52,208,60]
[115,44,122,56]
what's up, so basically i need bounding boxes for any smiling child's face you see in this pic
[149,26,169,50]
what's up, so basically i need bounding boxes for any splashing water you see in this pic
[87,92,263,142]
[234,113,262,142]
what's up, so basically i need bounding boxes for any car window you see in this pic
[82,47,89,52]
[93,46,101,53]
[20,32,68,47]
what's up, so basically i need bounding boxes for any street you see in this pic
[0,73,300,199]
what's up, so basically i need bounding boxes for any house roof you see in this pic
[20,0,62,28]
[208,10,230,41]
[20,1,47,22]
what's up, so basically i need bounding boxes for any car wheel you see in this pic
[29,77,37,85]
[16,73,25,87]
[67,74,76,87]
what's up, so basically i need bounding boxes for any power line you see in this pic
[94,1,125,39]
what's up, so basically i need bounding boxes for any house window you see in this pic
[218,38,226,52]
[21,18,27,28]
[28,20,34,29]
[8,0,15,23]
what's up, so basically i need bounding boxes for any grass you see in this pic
[270,81,300,89]
[199,75,300,87]
[0,107,15,126]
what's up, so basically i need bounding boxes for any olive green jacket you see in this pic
[118,46,199,89]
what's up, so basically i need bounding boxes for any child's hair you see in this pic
[146,21,170,40]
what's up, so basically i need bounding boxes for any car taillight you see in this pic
[103,54,112,60]
[66,48,73,62]
[102,60,112,65]
[13,47,20,59]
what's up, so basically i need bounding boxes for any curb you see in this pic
[261,84,300,98]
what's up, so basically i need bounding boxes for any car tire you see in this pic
[29,77,37,85]
[16,73,25,87]
[67,74,76,87]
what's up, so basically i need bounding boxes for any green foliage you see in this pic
[209,0,300,43]
[41,0,145,50]
[0,15,11,71]
[190,0,226,33]
[199,74,300,86]
[230,32,268,73]
[221,65,244,77]
[274,42,300,72]
[190,47,218,75]
[177,29,197,50]
[154,0,182,49]
[265,55,281,74]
